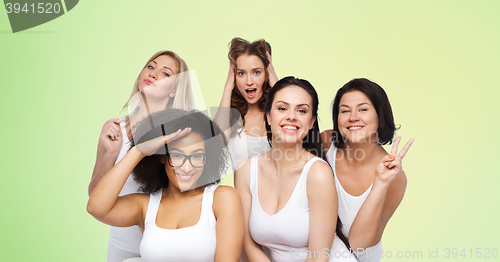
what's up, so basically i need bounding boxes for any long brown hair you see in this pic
[228,38,272,129]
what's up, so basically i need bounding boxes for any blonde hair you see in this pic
[123,50,194,111]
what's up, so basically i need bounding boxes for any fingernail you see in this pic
[389,156,395,160]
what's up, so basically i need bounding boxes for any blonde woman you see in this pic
[89,51,194,261]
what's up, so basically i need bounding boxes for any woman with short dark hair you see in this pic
[322,78,414,261]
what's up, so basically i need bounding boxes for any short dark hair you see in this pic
[131,109,228,193]
[264,76,324,158]
[331,78,397,148]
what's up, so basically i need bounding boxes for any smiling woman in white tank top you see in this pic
[88,50,195,262]
[88,109,244,262]
[321,78,414,262]
[235,77,338,262]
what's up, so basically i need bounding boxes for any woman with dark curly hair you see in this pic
[321,78,414,261]
[88,109,244,262]
[88,50,194,262]
[215,37,279,172]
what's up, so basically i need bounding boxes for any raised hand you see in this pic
[266,51,278,87]
[100,118,123,159]
[135,127,191,156]
[375,136,415,186]
[224,61,235,92]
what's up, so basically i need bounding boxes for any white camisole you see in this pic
[228,130,271,172]
[249,155,324,262]
[108,116,144,257]
[326,143,382,262]
[140,184,218,262]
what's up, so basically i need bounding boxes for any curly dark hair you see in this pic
[228,37,272,133]
[130,109,228,193]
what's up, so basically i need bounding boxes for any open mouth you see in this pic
[176,173,195,181]
[245,88,257,98]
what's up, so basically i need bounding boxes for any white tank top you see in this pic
[140,185,218,262]
[249,155,324,262]
[108,116,144,254]
[228,130,271,172]
[326,143,382,262]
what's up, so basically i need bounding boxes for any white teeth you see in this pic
[177,174,193,179]
[348,126,362,130]
[282,126,298,130]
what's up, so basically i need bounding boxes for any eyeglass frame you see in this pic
[166,153,207,168]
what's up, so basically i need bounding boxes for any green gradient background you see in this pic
[1,0,499,261]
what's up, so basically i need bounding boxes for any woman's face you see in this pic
[163,132,206,192]
[337,91,379,144]
[138,55,179,102]
[235,54,266,104]
[266,85,316,145]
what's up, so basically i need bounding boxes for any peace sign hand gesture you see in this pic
[375,136,415,186]
[135,127,191,157]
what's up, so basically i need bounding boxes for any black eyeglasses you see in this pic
[166,153,206,167]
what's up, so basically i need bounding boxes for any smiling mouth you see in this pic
[176,173,195,181]
[347,126,363,130]
[245,89,257,98]
[281,125,299,133]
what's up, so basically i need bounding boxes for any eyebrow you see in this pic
[340,102,371,107]
[276,100,311,108]
[237,67,264,71]
[151,60,174,73]
[169,148,205,153]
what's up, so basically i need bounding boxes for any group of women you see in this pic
[87,38,414,262]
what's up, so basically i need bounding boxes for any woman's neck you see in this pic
[246,102,261,115]
[127,95,171,131]
[269,140,308,176]
[141,93,171,115]
[164,183,203,200]
[341,141,384,166]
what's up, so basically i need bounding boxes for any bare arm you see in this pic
[306,160,337,262]
[87,128,191,227]
[88,118,123,196]
[349,137,414,251]
[87,146,146,227]
[213,186,245,262]
[234,159,271,262]
[213,62,236,143]
[266,51,278,87]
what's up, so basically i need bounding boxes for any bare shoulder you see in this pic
[213,185,242,216]
[214,185,240,200]
[320,129,334,143]
[306,159,334,186]
[320,129,334,151]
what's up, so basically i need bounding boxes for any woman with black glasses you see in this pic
[88,109,244,262]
